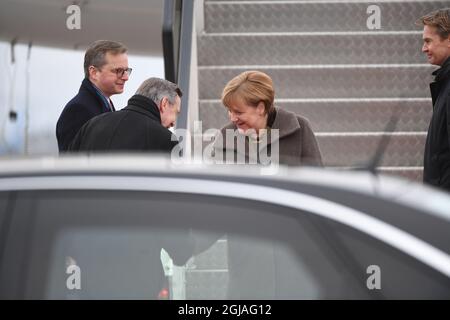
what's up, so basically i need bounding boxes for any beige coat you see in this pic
[199,107,324,298]
[212,106,323,167]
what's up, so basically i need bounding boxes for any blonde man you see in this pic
[417,9,450,191]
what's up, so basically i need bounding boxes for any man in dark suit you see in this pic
[417,9,450,191]
[68,77,182,153]
[68,78,190,299]
[56,40,131,152]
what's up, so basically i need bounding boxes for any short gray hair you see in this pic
[135,78,183,105]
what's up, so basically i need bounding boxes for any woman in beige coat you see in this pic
[212,70,323,167]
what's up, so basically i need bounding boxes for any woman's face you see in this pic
[226,98,267,135]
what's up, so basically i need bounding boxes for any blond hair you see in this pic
[417,8,450,39]
[221,71,275,114]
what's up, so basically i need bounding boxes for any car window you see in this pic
[318,218,450,299]
[1,189,448,299]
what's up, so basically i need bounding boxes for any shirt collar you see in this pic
[89,80,113,111]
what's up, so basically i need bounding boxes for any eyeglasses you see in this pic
[91,65,132,78]
[112,67,132,78]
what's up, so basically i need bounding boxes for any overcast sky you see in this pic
[0,41,164,155]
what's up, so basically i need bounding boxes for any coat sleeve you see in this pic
[67,119,88,152]
[300,117,324,167]
[57,103,94,152]
[447,94,450,149]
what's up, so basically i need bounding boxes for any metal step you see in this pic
[199,98,432,132]
[378,166,423,182]
[198,65,435,99]
[332,166,423,182]
[197,131,425,175]
[316,132,426,167]
[204,0,450,33]
[198,32,425,66]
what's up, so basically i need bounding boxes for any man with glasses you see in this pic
[56,40,131,152]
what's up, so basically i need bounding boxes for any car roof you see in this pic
[0,154,448,220]
[0,154,448,208]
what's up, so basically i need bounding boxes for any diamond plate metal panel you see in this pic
[332,166,423,181]
[198,33,426,66]
[204,1,450,33]
[316,133,426,167]
[200,0,437,178]
[186,271,229,299]
[198,65,435,99]
[189,239,228,270]
[199,99,432,132]
[378,167,423,182]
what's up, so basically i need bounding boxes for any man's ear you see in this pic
[88,66,98,81]
[159,97,168,113]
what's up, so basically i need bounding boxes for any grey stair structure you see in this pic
[184,0,450,299]
[196,0,450,181]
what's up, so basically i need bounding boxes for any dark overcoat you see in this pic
[68,94,178,153]
[56,78,113,152]
[424,57,450,191]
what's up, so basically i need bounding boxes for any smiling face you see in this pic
[226,97,268,135]
[422,25,450,66]
[89,52,130,97]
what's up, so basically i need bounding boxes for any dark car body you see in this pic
[0,156,449,299]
